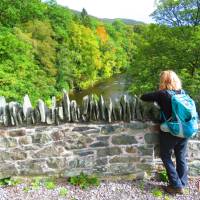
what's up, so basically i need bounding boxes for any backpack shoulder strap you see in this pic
[161,111,173,122]
[180,89,185,94]
[165,90,177,121]
[166,90,176,96]
[167,89,185,96]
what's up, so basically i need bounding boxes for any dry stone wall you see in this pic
[0,122,199,179]
[0,91,160,127]
[0,93,199,179]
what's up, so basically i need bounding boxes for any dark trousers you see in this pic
[160,131,188,189]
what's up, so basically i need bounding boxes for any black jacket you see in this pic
[140,90,182,122]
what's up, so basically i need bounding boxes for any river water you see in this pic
[69,74,131,105]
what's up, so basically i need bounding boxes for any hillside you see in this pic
[70,9,144,25]
[101,18,144,25]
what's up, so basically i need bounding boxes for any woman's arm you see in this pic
[140,91,161,102]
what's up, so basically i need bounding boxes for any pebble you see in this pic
[0,178,200,200]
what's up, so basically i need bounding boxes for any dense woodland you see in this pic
[0,0,200,105]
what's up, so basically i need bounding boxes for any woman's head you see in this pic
[159,70,182,90]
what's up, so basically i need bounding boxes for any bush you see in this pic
[68,172,100,189]
[0,177,21,186]
[159,170,169,182]
[151,188,163,197]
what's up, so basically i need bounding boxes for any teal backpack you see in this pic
[161,90,199,138]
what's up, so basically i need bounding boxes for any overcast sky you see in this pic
[56,0,157,23]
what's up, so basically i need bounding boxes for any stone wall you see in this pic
[0,122,199,179]
[0,92,160,127]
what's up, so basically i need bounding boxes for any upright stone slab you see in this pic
[126,100,131,122]
[44,97,57,125]
[113,102,122,121]
[62,90,71,122]
[38,99,46,123]
[8,102,15,126]
[58,107,64,121]
[106,98,113,123]
[130,96,137,120]
[89,95,95,121]
[55,107,60,125]
[0,96,6,119]
[120,95,131,122]
[70,100,78,122]
[23,95,34,125]
[82,95,89,121]
[77,106,80,120]
[135,96,143,121]
[120,95,126,121]
[0,96,10,126]
[99,95,106,121]
[89,94,100,121]
[8,102,22,126]
[33,107,41,124]
[112,102,117,121]
[46,107,52,125]
[51,96,56,124]
[4,104,11,126]
[94,98,100,121]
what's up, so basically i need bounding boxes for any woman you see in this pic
[141,70,188,194]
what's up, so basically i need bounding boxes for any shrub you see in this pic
[44,178,56,190]
[68,172,100,189]
[151,188,163,198]
[159,170,169,182]
[0,177,21,186]
[31,177,42,190]
[59,187,68,197]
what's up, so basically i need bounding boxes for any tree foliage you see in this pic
[1,0,200,105]
[152,0,200,27]
[128,0,200,102]
[0,0,46,27]
[0,0,131,103]
[0,28,56,103]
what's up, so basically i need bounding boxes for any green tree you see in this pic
[0,0,133,103]
[127,23,200,100]
[0,28,55,103]
[45,1,73,40]
[45,2,74,91]
[0,0,46,27]
[80,8,92,28]
[149,0,200,99]
[18,20,57,77]
[66,23,101,89]
[152,0,200,27]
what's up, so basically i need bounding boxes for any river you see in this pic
[69,74,131,105]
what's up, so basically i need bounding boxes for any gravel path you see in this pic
[0,178,200,200]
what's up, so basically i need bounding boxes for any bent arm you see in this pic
[140,91,160,102]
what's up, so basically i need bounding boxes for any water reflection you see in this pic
[69,74,131,105]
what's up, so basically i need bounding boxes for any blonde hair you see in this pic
[159,70,182,90]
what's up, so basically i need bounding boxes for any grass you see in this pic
[44,178,56,190]
[0,177,21,186]
[59,187,68,197]
[68,172,100,189]
[164,195,173,200]
[151,188,163,198]
[31,177,42,190]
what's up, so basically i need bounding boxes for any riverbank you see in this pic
[0,177,199,200]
